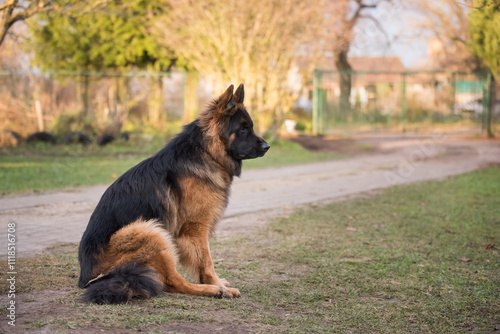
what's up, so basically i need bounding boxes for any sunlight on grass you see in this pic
[0,162,50,168]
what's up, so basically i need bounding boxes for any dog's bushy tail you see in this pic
[82,262,164,304]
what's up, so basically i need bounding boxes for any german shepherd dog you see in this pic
[78,84,269,304]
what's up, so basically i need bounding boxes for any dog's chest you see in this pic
[178,176,230,227]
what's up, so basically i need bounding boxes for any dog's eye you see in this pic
[239,125,247,132]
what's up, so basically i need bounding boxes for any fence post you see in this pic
[312,69,319,135]
[318,73,324,135]
[401,72,407,124]
[181,70,186,123]
[486,71,494,138]
[482,71,491,133]
[450,72,456,115]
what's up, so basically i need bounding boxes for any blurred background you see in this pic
[0,0,499,194]
[2,3,500,331]
[1,0,499,142]
[0,0,500,146]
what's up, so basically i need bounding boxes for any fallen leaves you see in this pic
[460,257,471,262]
[389,280,401,285]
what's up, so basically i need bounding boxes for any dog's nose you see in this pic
[261,142,270,152]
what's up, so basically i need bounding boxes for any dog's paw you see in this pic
[213,286,241,298]
[223,287,241,298]
[214,286,226,299]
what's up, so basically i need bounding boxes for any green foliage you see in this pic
[30,0,176,72]
[468,1,500,76]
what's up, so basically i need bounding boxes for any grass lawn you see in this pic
[0,139,342,195]
[0,167,499,333]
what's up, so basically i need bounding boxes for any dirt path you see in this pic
[1,134,499,259]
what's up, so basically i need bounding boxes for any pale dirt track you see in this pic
[1,134,499,259]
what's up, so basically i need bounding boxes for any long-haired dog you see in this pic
[78,84,269,304]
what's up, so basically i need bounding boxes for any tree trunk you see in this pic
[35,100,44,132]
[82,73,90,118]
[256,82,266,135]
[0,26,9,47]
[148,75,164,127]
[157,75,164,124]
[33,78,44,131]
[487,74,496,138]
[183,72,199,124]
[113,75,123,134]
[50,73,54,113]
[0,3,15,48]
[334,49,352,120]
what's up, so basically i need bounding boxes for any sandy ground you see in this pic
[1,133,500,333]
[1,133,499,259]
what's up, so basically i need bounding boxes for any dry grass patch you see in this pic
[1,167,499,333]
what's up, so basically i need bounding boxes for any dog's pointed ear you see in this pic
[217,84,234,109]
[234,84,244,104]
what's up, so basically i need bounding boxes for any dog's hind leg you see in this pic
[150,249,229,298]
[103,219,233,298]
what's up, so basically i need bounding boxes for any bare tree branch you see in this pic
[358,13,391,45]
[155,0,327,134]
[413,0,481,71]
[0,0,112,47]
[1,0,57,46]
[327,0,389,114]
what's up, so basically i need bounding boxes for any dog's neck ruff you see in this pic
[202,135,241,179]
[197,118,241,178]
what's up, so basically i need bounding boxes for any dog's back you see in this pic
[78,122,209,288]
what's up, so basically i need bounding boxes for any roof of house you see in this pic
[297,55,406,76]
[308,55,406,72]
[340,57,406,72]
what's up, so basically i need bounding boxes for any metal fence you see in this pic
[2,68,498,141]
[312,69,498,135]
[0,70,208,139]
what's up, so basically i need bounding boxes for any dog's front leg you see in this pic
[176,227,240,298]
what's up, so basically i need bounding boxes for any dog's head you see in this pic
[200,84,270,162]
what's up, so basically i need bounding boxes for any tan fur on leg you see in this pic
[94,219,236,298]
